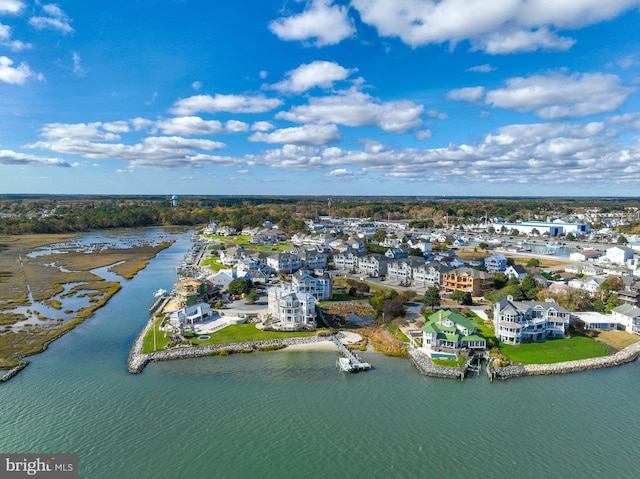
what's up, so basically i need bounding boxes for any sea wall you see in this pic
[0,362,29,383]
[408,347,465,380]
[488,340,640,380]
[128,328,340,374]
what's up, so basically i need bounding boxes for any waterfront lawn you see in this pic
[432,356,466,367]
[142,318,171,353]
[188,324,318,346]
[594,330,640,350]
[500,336,609,364]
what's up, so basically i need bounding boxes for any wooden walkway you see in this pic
[332,336,371,372]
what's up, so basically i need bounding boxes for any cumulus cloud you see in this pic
[485,72,633,119]
[249,124,341,146]
[350,0,640,53]
[272,61,354,93]
[251,121,275,132]
[28,120,241,170]
[0,22,31,51]
[276,89,424,133]
[242,114,640,187]
[0,0,24,15]
[156,117,249,136]
[169,93,283,115]
[0,149,69,167]
[0,55,33,84]
[467,64,495,73]
[269,0,355,47]
[447,86,485,102]
[29,3,74,34]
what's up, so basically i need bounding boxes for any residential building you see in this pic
[169,302,214,329]
[357,253,390,278]
[387,257,426,284]
[484,254,507,273]
[493,296,570,344]
[569,249,602,262]
[442,267,495,297]
[421,310,486,355]
[505,264,527,281]
[266,252,302,274]
[174,278,212,307]
[332,251,361,271]
[267,286,316,331]
[605,246,634,265]
[611,304,640,334]
[292,268,332,301]
[412,262,452,288]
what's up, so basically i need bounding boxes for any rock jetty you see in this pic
[408,347,466,380]
[128,321,339,374]
[488,340,640,380]
[0,362,29,383]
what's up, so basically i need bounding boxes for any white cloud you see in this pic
[475,27,575,54]
[417,129,432,140]
[447,86,485,102]
[467,64,495,73]
[272,61,354,93]
[426,109,448,120]
[269,0,355,47]
[485,72,633,119]
[0,55,33,84]
[276,89,424,133]
[29,120,242,170]
[251,121,275,132]
[242,114,640,188]
[72,52,86,77]
[155,117,249,135]
[0,149,69,167]
[0,22,31,51]
[259,70,268,79]
[191,81,202,91]
[350,0,640,53]
[249,124,341,146]
[29,3,74,34]
[169,94,283,115]
[0,0,24,15]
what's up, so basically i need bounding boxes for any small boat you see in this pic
[337,357,356,373]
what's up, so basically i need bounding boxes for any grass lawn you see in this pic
[432,356,467,367]
[187,324,318,346]
[594,330,640,350]
[500,336,609,364]
[387,323,409,342]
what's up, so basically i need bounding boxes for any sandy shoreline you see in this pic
[281,340,339,352]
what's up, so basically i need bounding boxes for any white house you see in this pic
[575,311,619,331]
[569,249,602,262]
[421,310,486,356]
[292,268,332,301]
[605,246,634,265]
[267,286,316,331]
[493,296,570,344]
[266,252,302,274]
[505,264,527,281]
[611,304,640,334]
[169,302,214,329]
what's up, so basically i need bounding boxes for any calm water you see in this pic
[2,230,640,479]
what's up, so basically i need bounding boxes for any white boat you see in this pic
[337,357,355,373]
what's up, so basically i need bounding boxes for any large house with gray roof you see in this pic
[493,296,569,344]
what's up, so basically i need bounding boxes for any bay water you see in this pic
[2,230,640,478]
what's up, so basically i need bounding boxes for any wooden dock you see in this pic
[332,336,371,372]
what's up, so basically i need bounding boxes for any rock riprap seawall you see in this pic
[128,320,339,374]
[488,340,640,380]
[408,347,466,380]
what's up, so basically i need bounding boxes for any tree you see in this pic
[422,287,441,309]
[245,289,259,304]
[565,232,575,241]
[408,247,423,257]
[526,258,540,268]
[372,229,387,243]
[450,290,472,305]
[477,242,489,250]
[227,278,253,295]
[617,235,628,244]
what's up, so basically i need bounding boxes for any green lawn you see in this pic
[187,324,318,345]
[500,336,609,364]
[142,322,320,354]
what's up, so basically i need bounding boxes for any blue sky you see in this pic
[1,0,640,196]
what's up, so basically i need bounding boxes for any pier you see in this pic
[332,336,371,372]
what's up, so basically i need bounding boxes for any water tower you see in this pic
[171,195,178,208]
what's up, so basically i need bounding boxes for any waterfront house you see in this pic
[169,302,214,329]
[421,310,486,356]
[267,286,316,331]
[611,304,640,334]
[442,267,495,297]
[493,296,570,344]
